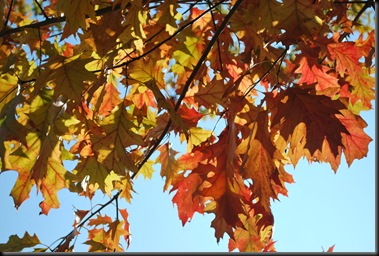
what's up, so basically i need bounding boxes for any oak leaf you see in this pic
[33,55,96,102]
[56,0,96,38]
[0,232,41,252]
[271,87,349,163]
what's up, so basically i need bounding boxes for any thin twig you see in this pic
[34,0,49,19]
[52,191,122,252]
[2,0,15,33]
[206,0,224,71]
[131,0,244,180]
[242,48,287,98]
[101,0,227,73]
[37,27,42,68]
[0,3,122,38]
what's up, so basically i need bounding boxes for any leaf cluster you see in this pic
[0,0,375,252]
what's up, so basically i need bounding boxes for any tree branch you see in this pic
[51,191,122,252]
[104,0,227,72]
[0,3,122,38]
[1,0,15,34]
[131,0,244,180]
[34,0,48,19]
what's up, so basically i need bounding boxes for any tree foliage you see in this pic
[0,0,375,252]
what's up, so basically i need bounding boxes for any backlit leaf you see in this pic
[0,232,41,252]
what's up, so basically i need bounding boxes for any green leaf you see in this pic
[0,232,41,252]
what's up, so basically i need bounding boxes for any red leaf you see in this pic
[271,87,349,162]
[119,208,131,248]
[171,173,205,226]
[295,57,340,97]
[337,109,372,166]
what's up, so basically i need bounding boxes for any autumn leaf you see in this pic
[323,244,335,252]
[184,73,226,111]
[171,173,205,226]
[228,207,273,252]
[88,214,113,227]
[295,57,340,97]
[348,70,375,109]
[187,127,212,151]
[119,208,131,248]
[0,74,18,113]
[156,0,181,35]
[0,0,374,253]
[156,143,184,191]
[271,87,350,165]
[237,110,279,213]
[91,102,144,175]
[336,108,372,166]
[327,41,363,79]
[32,55,96,102]
[56,0,96,38]
[0,232,41,252]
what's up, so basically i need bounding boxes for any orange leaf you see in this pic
[295,57,340,97]
[88,214,113,226]
[228,208,273,252]
[119,208,131,248]
[327,41,363,78]
[171,173,204,226]
[337,109,372,166]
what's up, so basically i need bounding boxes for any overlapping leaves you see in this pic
[0,0,374,252]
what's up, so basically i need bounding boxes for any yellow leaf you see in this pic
[33,55,96,102]
[136,159,155,180]
[188,127,212,151]
[56,0,96,38]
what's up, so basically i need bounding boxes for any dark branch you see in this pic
[52,191,122,252]
[242,47,287,98]
[104,0,227,73]
[34,0,49,19]
[131,0,244,180]
[0,3,122,38]
[2,0,15,34]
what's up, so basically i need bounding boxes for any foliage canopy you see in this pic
[0,0,375,252]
